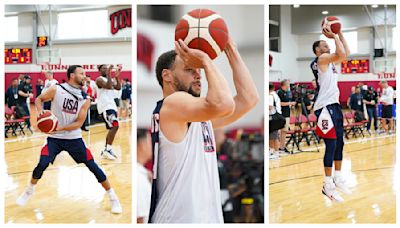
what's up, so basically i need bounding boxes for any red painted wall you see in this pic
[270,80,396,105]
[5,71,132,101]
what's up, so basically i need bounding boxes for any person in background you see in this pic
[349,86,363,112]
[311,79,318,102]
[379,80,394,134]
[137,128,152,223]
[363,86,378,133]
[269,83,281,160]
[120,79,132,119]
[17,75,33,130]
[347,86,356,108]
[43,71,58,110]
[36,79,44,97]
[18,74,25,85]
[276,79,295,154]
[6,79,19,108]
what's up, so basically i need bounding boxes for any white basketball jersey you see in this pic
[314,63,340,111]
[43,79,58,93]
[96,76,117,114]
[49,83,87,139]
[151,121,224,223]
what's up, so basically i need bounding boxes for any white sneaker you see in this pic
[269,153,279,160]
[16,186,34,206]
[322,181,344,202]
[334,175,352,195]
[101,149,117,160]
[109,196,122,214]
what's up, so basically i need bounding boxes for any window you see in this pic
[5,16,18,42]
[57,10,108,39]
[269,5,281,52]
[319,31,357,54]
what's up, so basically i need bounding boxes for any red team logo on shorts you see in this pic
[201,122,215,153]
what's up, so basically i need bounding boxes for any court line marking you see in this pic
[269,166,393,186]
[6,162,132,176]
[270,141,395,169]
[4,118,131,143]
[270,134,395,169]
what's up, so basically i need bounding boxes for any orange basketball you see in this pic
[37,111,58,133]
[175,8,229,60]
[321,16,341,34]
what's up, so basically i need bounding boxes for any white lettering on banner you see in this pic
[377,72,396,79]
[40,63,123,72]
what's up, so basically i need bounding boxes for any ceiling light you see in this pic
[293,4,300,8]
[322,11,329,15]
[372,4,378,8]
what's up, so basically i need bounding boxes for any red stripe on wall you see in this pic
[270,80,396,104]
[5,71,132,99]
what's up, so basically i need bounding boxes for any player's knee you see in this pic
[112,121,119,130]
[85,160,107,183]
[32,160,50,179]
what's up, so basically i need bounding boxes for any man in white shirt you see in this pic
[379,80,394,134]
[269,83,281,159]
[43,71,58,110]
[137,129,152,223]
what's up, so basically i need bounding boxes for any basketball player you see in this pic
[311,26,351,202]
[43,71,58,110]
[96,64,121,160]
[149,38,259,223]
[16,65,122,214]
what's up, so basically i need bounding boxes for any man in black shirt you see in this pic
[277,79,295,153]
[349,86,363,112]
[17,75,33,129]
[363,86,378,132]
[5,79,19,108]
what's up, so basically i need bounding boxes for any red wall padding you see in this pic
[270,80,395,105]
[5,71,132,100]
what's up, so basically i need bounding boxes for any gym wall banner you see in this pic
[110,8,132,35]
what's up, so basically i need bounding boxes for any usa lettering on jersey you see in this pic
[201,122,215,152]
[62,98,78,114]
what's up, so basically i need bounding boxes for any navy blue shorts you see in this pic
[101,109,119,129]
[41,137,93,164]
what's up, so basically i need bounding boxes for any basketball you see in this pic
[37,111,58,133]
[175,8,229,60]
[321,16,341,34]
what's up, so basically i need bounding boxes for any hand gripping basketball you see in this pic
[175,39,211,69]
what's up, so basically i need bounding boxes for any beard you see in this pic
[173,78,200,97]
[74,78,84,87]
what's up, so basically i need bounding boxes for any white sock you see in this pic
[107,188,117,200]
[28,182,36,190]
[334,171,342,178]
[105,144,112,151]
[324,176,333,184]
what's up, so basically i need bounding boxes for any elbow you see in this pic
[248,91,260,109]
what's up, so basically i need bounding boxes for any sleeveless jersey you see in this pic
[311,57,340,111]
[97,76,118,114]
[49,83,87,139]
[149,100,223,223]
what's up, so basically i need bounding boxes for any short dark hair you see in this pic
[312,40,323,55]
[67,65,82,79]
[137,128,149,142]
[269,83,275,91]
[155,50,177,88]
[98,64,106,71]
